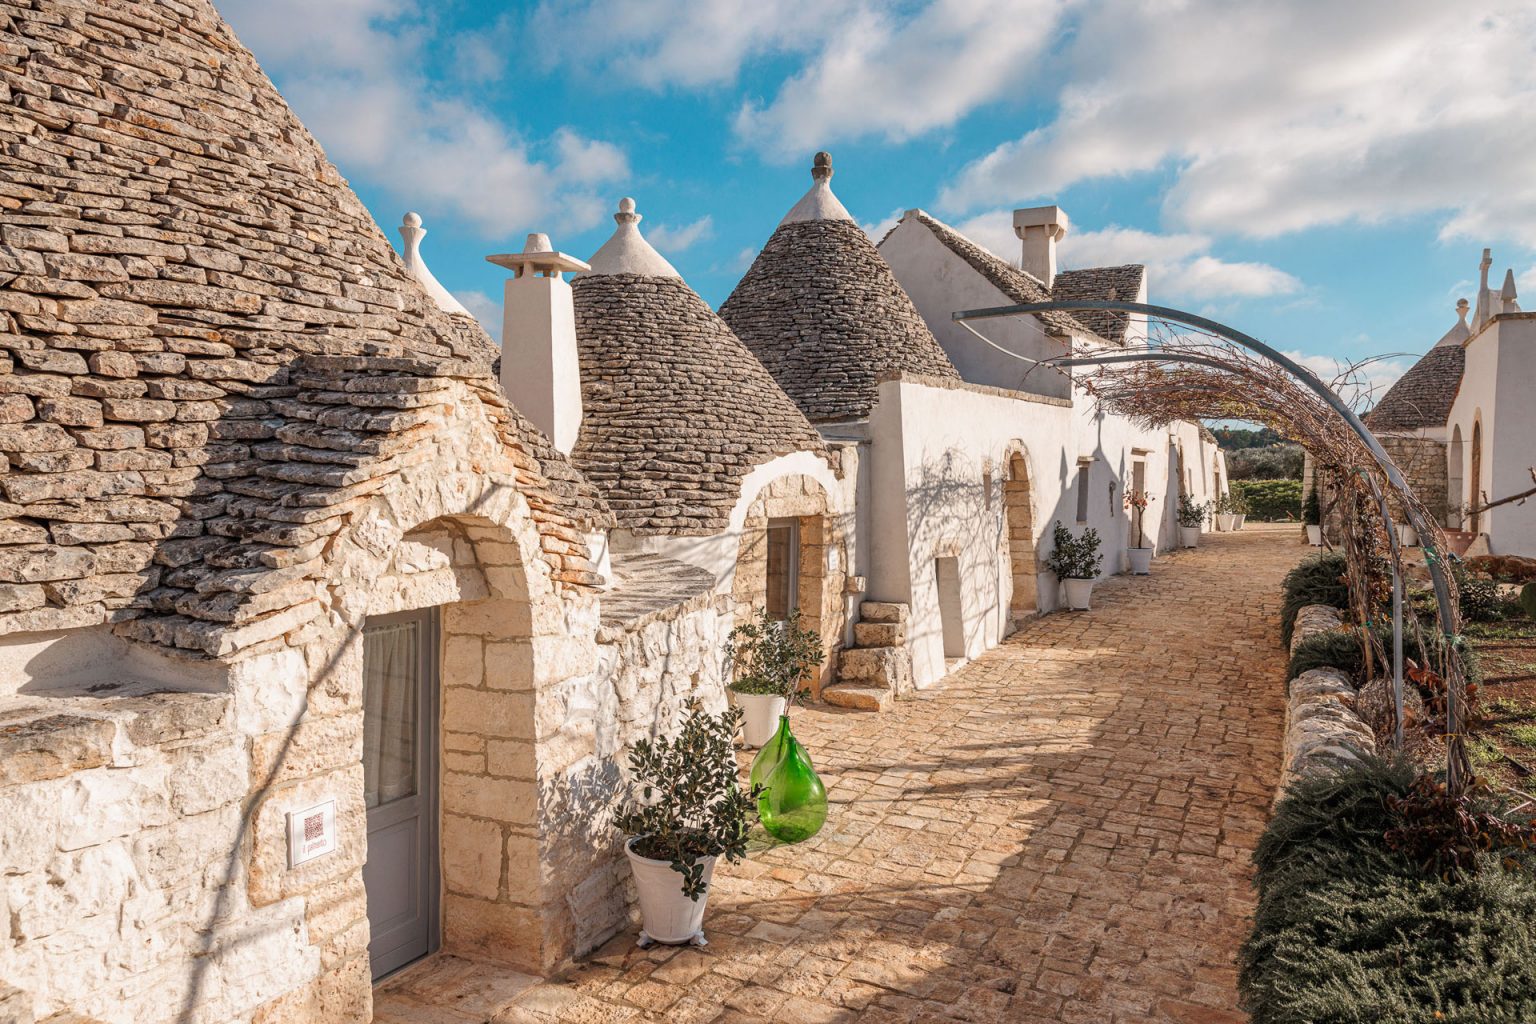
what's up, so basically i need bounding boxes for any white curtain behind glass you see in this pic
[363,621,419,809]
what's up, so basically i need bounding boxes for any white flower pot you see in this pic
[734,691,786,748]
[1233,514,1247,530]
[1063,577,1094,610]
[1306,524,1322,546]
[1179,526,1200,548]
[1127,547,1153,575]
[626,838,716,946]
[1217,513,1235,532]
[1397,523,1418,548]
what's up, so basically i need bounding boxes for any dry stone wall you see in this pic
[1279,604,1377,795]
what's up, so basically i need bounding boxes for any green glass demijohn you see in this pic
[753,715,827,844]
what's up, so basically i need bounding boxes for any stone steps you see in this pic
[831,599,913,712]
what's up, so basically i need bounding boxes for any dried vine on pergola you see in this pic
[954,301,1472,791]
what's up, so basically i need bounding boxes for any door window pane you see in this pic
[363,620,420,809]
[765,519,798,621]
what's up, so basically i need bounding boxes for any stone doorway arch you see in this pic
[731,474,847,697]
[1003,451,1037,620]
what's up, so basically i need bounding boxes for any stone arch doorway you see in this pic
[358,513,543,980]
[1448,425,1465,529]
[1003,451,1037,620]
[1470,418,1484,535]
[731,474,847,696]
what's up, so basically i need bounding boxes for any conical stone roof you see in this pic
[1365,301,1471,432]
[572,200,827,536]
[0,0,609,654]
[720,153,960,423]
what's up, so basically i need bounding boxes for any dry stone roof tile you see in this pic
[572,273,827,536]
[0,0,609,656]
[721,216,960,424]
[1364,344,1466,432]
[1052,264,1146,344]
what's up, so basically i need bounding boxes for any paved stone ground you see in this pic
[378,525,1298,1024]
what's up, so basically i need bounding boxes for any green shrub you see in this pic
[1227,444,1304,481]
[1233,479,1302,521]
[1523,582,1536,619]
[1303,486,1322,526]
[1043,520,1102,580]
[1454,561,1518,623]
[1286,625,1481,691]
[1280,551,1349,646]
[1240,758,1536,1024]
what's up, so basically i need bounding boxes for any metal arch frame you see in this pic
[955,299,1458,780]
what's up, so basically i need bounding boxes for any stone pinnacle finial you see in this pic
[812,151,833,182]
[397,211,470,316]
[1457,297,1469,320]
[615,197,641,226]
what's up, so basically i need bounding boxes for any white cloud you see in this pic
[216,0,628,238]
[733,0,1072,156]
[454,289,502,345]
[646,215,715,254]
[941,1,1536,245]
[1281,350,1413,412]
[947,212,1302,301]
[861,208,904,244]
[532,0,1071,157]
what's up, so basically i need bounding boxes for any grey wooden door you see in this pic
[362,608,440,980]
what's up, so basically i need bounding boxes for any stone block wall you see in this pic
[1379,435,1449,526]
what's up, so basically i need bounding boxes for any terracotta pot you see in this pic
[733,691,787,748]
[1063,577,1094,610]
[626,838,716,947]
[1127,547,1153,575]
[1179,526,1200,548]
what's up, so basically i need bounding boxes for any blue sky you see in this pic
[216,0,1536,402]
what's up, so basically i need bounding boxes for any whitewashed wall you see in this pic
[1447,315,1536,555]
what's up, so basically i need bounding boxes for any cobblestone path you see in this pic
[380,526,1298,1024]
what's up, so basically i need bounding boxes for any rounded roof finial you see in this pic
[1456,297,1470,319]
[615,197,640,225]
[812,151,833,182]
[403,211,423,229]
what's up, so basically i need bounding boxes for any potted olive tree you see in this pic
[1045,520,1103,610]
[1231,489,1249,530]
[726,609,822,748]
[1304,487,1323,546]
[1124,488,1155,574]
[1177,494,1207,548]
[1214,493,1237,532]
[616,700,757,948]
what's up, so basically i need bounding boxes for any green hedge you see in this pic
[1240,759,1536,1024]
[1234,479,1302,521]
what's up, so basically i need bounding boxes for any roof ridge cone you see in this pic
[779,151,855,225]
[583,197,681,278]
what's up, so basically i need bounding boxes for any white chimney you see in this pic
[486,234,590,454]
[1013,205,1070,290]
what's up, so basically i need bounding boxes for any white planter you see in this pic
[1233,514,1247,530]
[1216,513,1235,532]
[1397,523,1418,548]
[1063,577,1094,610]
[1179,525,1200,548]
[1306,524,1322,546]
[733,691,786,748]
[1127,547,1153,575]
[626,838,716,947]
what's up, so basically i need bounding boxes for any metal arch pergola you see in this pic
[952,298,1464,790]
